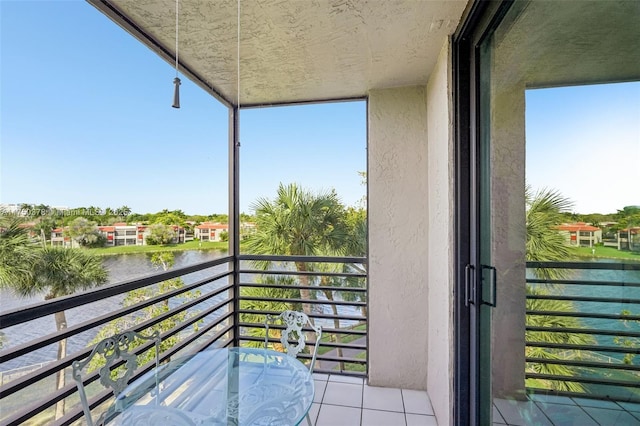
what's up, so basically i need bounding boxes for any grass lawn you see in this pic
[87,240,228,256]
[574,246,640,262]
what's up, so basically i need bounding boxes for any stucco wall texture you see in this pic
[426,40,455,426]
[368,86,430,391]
[367,38,454,425]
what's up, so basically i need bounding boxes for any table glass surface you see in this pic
[108,347,314,426]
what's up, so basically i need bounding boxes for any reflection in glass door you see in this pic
[477,0,640,424]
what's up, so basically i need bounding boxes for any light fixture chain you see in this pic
[175,0,179,77]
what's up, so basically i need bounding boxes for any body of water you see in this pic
[0,250,226,372]
[528,259,640,400]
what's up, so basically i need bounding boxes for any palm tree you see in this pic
[239,276,302,350]
[0,216,108,418]
[118,205,132,219]
[310,206,367,370]
[0,216,39,286]
[526,185,575,280]
[243,183,350,317]
[525,286,594,392]
[525,186,593,392]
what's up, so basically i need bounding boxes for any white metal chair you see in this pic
[264,310,322,425]
[264,310,322,373]
[72,330,160,426]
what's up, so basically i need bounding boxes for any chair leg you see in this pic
[306,412,313,426]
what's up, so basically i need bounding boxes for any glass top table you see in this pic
[107,347,315,426]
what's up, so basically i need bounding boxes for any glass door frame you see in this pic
[453,1,514,424]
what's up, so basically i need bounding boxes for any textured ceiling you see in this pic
[493,0,640,89]
[89,0,468,106]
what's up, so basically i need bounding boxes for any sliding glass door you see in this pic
[457,1,639,424]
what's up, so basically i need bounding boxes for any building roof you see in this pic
[196,223,229,230]
[556,223,600,232]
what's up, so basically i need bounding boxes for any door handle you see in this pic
[480,265,497,307]
[464,264,475,307]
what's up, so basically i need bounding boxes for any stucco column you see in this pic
[368,86,429,390]
[490,78,527,399]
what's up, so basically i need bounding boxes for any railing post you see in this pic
[229,104,241,347]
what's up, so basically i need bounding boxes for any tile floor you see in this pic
[308,374,640,426]
[310,373,438,426]
[493,394,640,426]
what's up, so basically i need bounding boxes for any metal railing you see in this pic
[0,254,367,425]
[237,255,368,377]
[525,261,640,403]
[0,256,235,425]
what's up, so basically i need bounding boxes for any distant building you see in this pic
[240,222,257,239]
[51,228,73,247]
[194,222,228,242]
[618,227,640,251]
[52,223,185,247]
[0,204,21,214]
[556,223,602,247]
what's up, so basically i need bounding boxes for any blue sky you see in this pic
[526,82,640,214]
[0,1,366,216]
[1,2,638,217]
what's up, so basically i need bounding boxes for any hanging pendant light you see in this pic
[172,76,181,109]
[172,0,181,108]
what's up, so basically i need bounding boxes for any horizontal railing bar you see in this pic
[238,323,366,336]
[527,295,640,304]
[526,388,640,405]
[239,282,367,292]
[275,350,365,364]
[525,372,640,388]
[526,341,640,354]
[240,336,366,352]
[526,326,640,338]
[237,309,365,322]
[0,256,233,329]
[0,277,233,363]
[526,261,640,271]
[316,342,367,350]
[526,357,640,371]
[239,254,366,264]
[240,269,366,278]
[313,368,366,377]
[527,310,640,321]
[315,355,365,364]
[320,327,367,335]
[239,296,365,307]
[527,278,640,287]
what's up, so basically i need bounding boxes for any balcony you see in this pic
[1,258,639,425]
[0,254,429,425]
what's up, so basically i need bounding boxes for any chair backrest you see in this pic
[72,330,160,426]
[264,310,322,372]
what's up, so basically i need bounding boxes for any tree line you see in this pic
[5,204,257,247]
